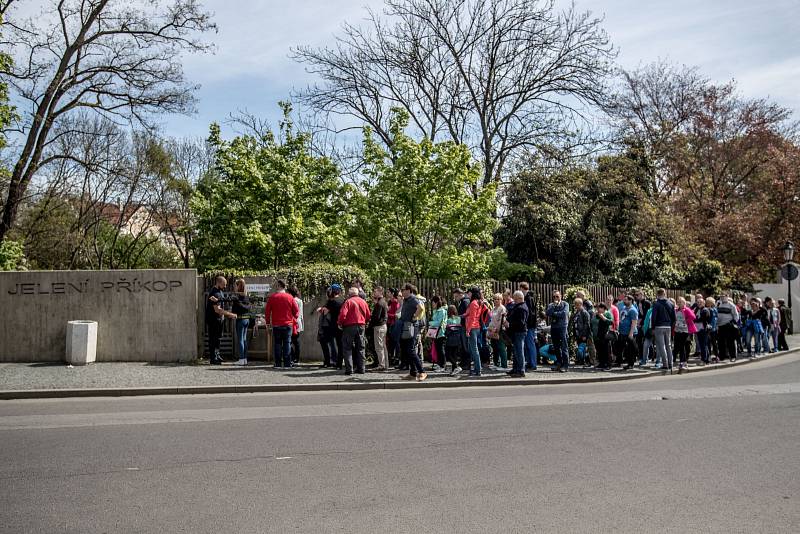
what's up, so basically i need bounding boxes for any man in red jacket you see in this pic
[338,286,372,375]
[264,279,299,369]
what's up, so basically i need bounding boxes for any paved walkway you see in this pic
[1,335,797,397]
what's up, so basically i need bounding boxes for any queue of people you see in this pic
[207,277,794,378]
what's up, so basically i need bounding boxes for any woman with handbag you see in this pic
[488,293,508,370]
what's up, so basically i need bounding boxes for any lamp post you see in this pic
[783,241,796,309]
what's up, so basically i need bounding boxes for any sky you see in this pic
[12,0,800,139]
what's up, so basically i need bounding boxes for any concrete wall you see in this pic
[0,270,198,363]
[753,280,800,312]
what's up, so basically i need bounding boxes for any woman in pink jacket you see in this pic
[673,297,697,371]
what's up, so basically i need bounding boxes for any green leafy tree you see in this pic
[354,110,500,279]
[682,258,728,296]
[192,104,350,271]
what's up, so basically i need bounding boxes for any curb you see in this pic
[1,347,797,400]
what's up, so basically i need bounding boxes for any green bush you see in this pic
[0,239,26,271]
[204,263,372,298]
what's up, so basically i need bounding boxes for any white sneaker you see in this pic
[234,359,247,366]
[451,366,462,376]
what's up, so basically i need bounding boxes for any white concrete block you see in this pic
[66,321,98,365]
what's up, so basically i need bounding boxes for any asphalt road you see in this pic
[2,353,799,534]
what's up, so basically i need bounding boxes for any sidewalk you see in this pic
[1,335,797,399]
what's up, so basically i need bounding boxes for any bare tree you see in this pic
[292,0,615,190]
[0,0,215,241]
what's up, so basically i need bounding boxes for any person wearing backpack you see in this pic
[444,306,465,376]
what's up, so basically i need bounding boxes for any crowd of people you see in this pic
[206,276,794,380]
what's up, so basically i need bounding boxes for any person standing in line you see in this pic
[716,293,740,361]
[338,287,372,375]
[756,297,772,354]
[506,291,529,378]
[575,290,595,365]
[264,280,300,369]
[369,286,389,371]
[206,276,238,365]
[764,297,781,353]
[693,295,712,365]
[591,303,614,371]
[428,295,448,371]
[232,279,253,366]
[488,293,508,370]
[650,288,676,371]
[399,283,427,381]
[288,286,304,366]
[453,287,472,373]
[546,290,570,372]
[777,299,792,351]
[520,282,539,371]
[744,298,766,356]
[444,306,465,376]
[465,287,484,376]
[633,289,651,364]
[617,294,640,370]
[705,297,720,362]
[674,297,697,371]
[317,286,343,368]
[570,298,592,367]
[386,288,401,366]
[605,294,620,363]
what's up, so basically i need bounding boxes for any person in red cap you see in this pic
[338,286,372,375]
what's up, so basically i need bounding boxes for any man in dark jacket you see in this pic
[650,288,676,370]
[778,299,792,351]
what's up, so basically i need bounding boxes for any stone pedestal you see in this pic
[66,321,98,365]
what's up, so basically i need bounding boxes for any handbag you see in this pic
[605,330,618,342]
[401,321,416,340]
[426,326,439,339]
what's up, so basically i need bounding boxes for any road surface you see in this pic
[2,353,799,533]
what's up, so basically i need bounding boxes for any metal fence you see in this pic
[375,278,685,312]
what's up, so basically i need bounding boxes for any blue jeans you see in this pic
[744,326,762,355]
[696,330,709,362]
[468,328,481,374]
[524,329,537,369]
[770,327,779,352]
[272,325,292,367]
[551,327,569,369]
[236,318,249,360]
[513,332,527,374]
